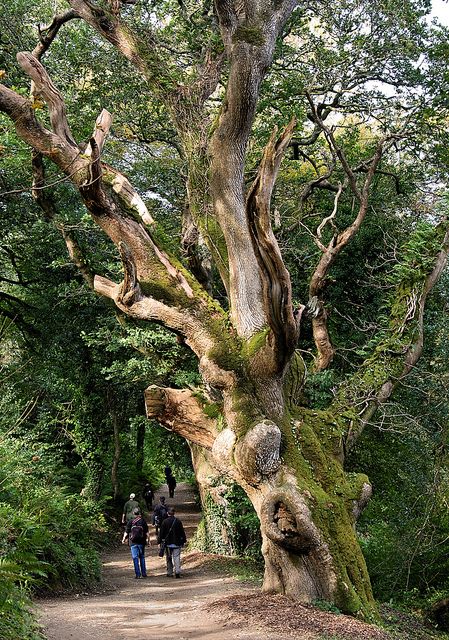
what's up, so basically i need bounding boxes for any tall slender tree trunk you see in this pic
[111,410,121,501]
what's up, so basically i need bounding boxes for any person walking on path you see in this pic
[143,483,154,510]
[153,496,169,536]
[122,492,140,524]
[158,507,186,578]
[167,475,177,498]
[122,507,150,579]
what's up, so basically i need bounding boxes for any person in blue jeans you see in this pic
[122,508,150,578]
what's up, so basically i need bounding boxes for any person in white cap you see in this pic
[122,492,140,524]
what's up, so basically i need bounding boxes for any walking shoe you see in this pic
[166,574,173,577]
[175,574,181,578]
[142,574,148,578]
[135,576,141,579]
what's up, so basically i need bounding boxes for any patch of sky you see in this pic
[142,190,173,208]
[431,1,449,26]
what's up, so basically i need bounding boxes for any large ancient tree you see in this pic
[1,0,448,617]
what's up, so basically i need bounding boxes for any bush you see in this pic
[0,556,46,640]
[0,436,108,636]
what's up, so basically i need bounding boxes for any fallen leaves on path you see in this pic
[207,593,390,640]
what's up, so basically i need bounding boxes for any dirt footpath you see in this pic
[36,483,395,640]
[36,483,279,640]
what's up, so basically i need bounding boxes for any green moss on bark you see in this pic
[243,327,270,358]
[277,408,378,618]
[232,26,265,46]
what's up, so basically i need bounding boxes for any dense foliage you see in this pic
[0,433,104,639]
[349,274,449,604]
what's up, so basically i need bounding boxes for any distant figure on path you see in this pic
[143,483,154,510]
[122,507,150,579]
[122,492,140,524]
[158,507,187,578]
[164,466,172,483]
[153,495,169,536]
[167,474,177,498]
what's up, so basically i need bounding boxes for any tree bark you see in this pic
[145,376,376,615]
[189,443,238,556]
[111,410,121,501]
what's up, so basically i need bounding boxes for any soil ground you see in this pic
[36,483,441,640]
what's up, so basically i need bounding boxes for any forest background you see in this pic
[2,0,449,638]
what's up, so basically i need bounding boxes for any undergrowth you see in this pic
[0,436,109,638]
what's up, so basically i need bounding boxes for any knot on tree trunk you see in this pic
[260,486,337,603]
[234,420,281,483]
[212,428,237,475]
[261,488,320,553]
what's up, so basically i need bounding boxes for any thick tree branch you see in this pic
[0,55,235,369]
[68,0,219,123]
[102,163,155,227]
[68,0,166,84]
[68,1,227,300]
[144,385,218,449]
[246,119,300,368]
[86,109,113,158]
[93,273,225,367]
[18,52,78,150]
[209,0,299,338]
[306,133,397,370]
[0,83,81,171]
[32,9,81,60]
[27,9,98,289]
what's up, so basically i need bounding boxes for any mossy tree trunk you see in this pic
[188,443,238,555]
[2,0,449,621]
[144,377,377,615]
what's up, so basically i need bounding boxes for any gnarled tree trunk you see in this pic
[145,370,376,615]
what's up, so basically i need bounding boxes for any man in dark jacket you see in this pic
[158,507,187,578]
[152,496,169,535]
[122,507,150,578]
[143,482,154,510]
[167,474,176,498]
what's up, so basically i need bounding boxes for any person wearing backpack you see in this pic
[152,496,169,536]
[122,492,140,524]
[158,507,187,578]
[122,507,150,579]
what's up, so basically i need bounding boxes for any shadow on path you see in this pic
[36,483,264,640]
